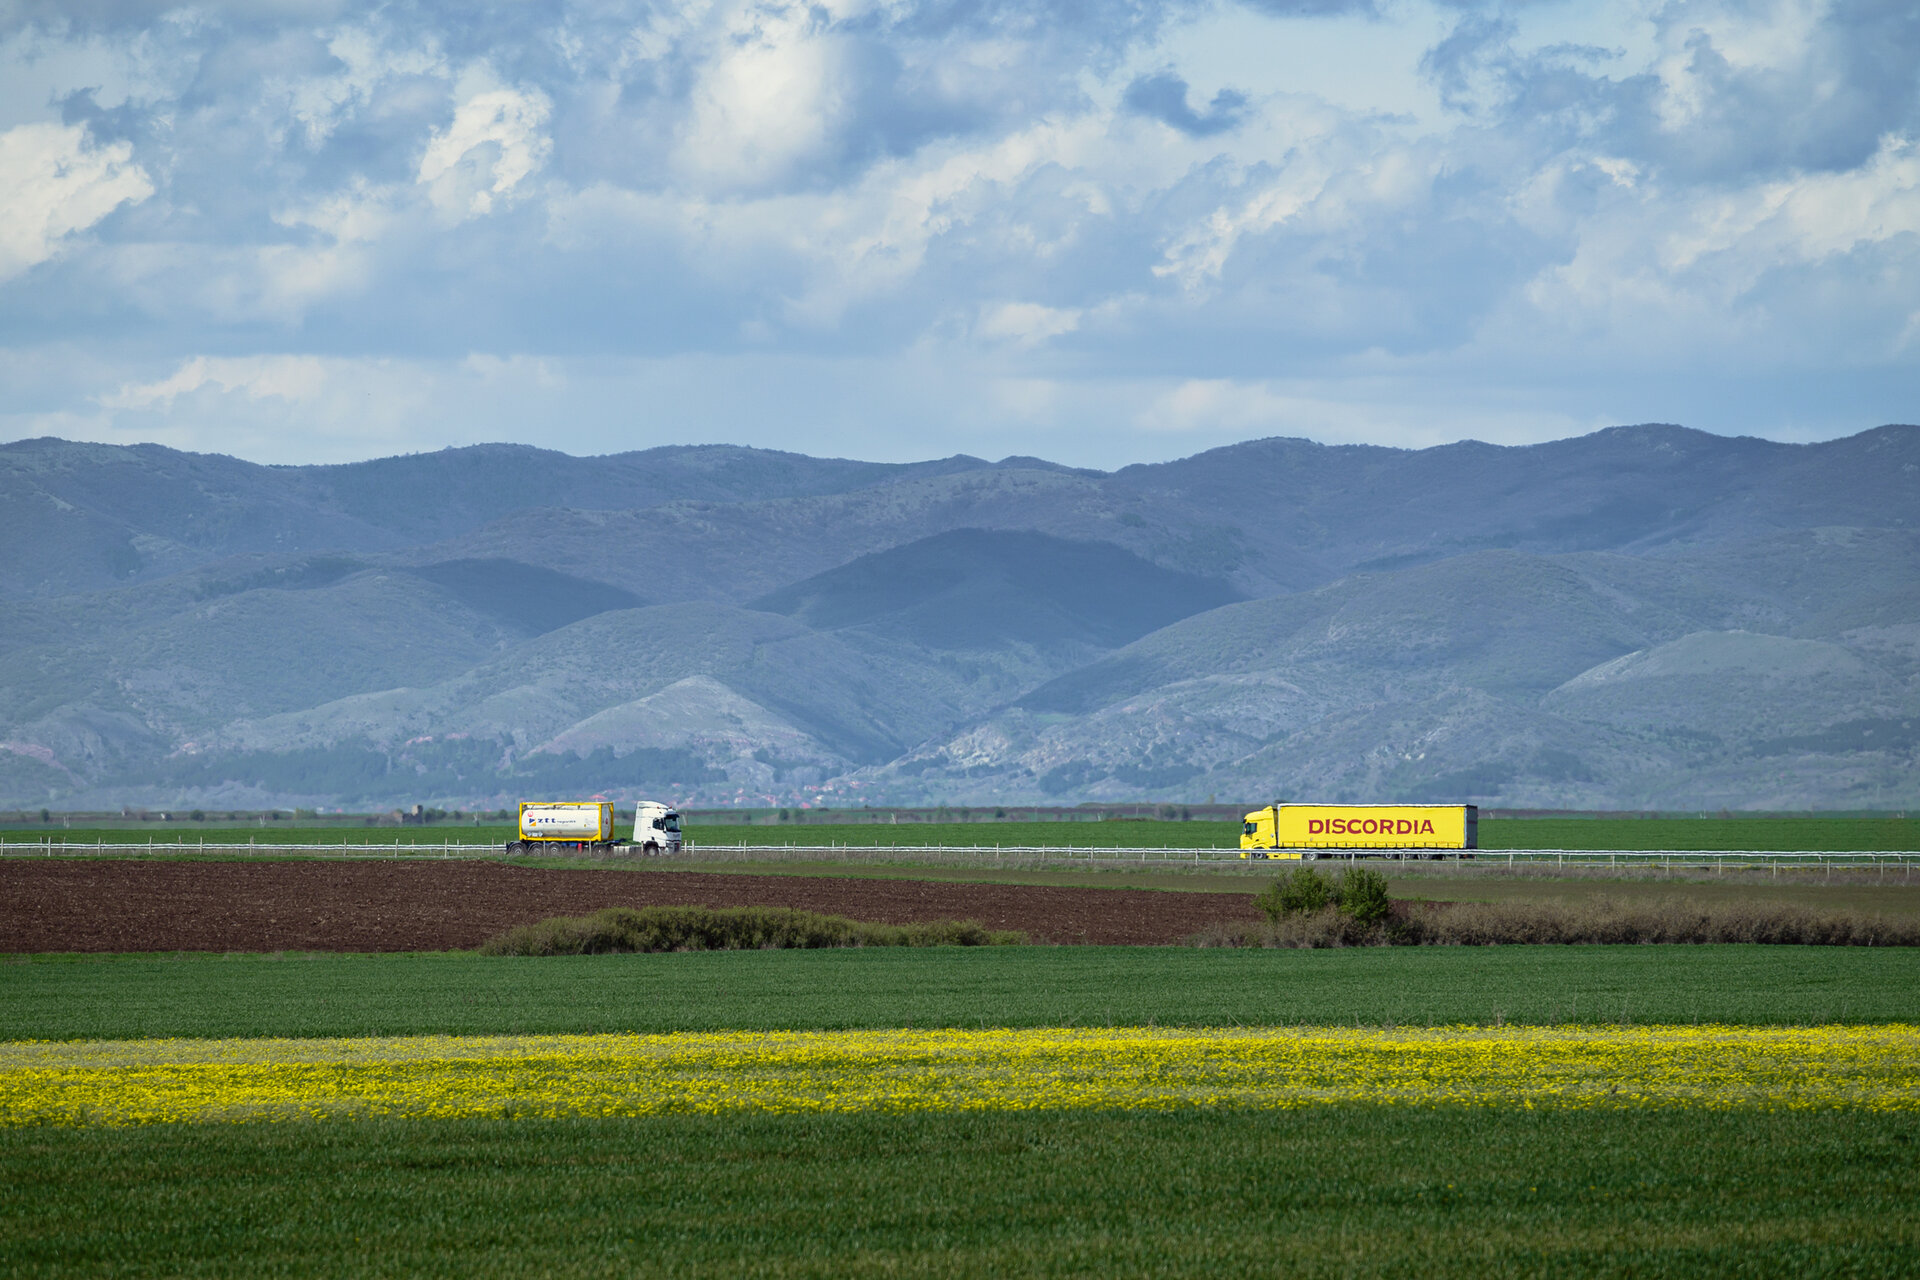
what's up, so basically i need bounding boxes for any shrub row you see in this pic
[1203,895,1920,948]
[477,905,1026,955]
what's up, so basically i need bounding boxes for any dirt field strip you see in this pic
[0,859,1264,952]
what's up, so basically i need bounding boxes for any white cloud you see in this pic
[1497,132,1920,371]
[274,177,401,246]
[1153,1,1451,125]
[976,301,1082,346]
[0,121,152,282]
[270,25,446,150]
[1653,0,1832,130]
[1728,134,1920,264]
[1154,154,1336,290]
[67,354,440,463]
[545,112,1117,331]
[288,26,444,148]
[100,356,329,411]
[675,1,854,193]
[418,72,553,219]
[1134,376,1595,448]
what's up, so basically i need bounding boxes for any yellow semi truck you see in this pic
[1239,803,1477,859]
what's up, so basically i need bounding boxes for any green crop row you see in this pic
[8,946,1918,1042]
[5,1108,1915,1278]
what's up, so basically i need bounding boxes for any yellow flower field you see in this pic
[2,1025,1915,1126]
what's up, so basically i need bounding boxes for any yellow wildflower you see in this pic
[1,1025,1913,1126]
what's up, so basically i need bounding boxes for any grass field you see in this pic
[8,948,1919,1274]
[1483,815,1920,852]
[7,947,1918,1041]
[6,813,1918,851]
[5,1108,1915,1277]
[9,822,1920,1275]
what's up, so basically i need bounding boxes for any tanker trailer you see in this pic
[507,801,620,853]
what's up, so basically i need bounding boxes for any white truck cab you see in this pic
[633,801,683,855]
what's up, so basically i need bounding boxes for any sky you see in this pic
[0,0,1915,468]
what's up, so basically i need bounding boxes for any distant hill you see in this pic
[886,531,1920,809]
[750,529,1242,650]
[0,439,1021,597]
[0,425,1915,811]
[401,560,647,635]
[10,424,1916,602]
[1107,424,1920,570]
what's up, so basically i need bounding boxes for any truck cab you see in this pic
[1240,806,1304,860]
[633,801,682,855]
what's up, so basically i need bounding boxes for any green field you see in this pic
[691,819,1232,848]
[5,813,1917,851]
[7,947,1917,1041]
[6,1108,1915,1278]
[9,838,1920,1274]
[1483,815,1920,852]
[8,948,1919,1275]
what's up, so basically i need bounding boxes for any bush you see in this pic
[1255,868,1333,920]
[1335,867,1393,926]
[478,906,1026,955]
[1254,866,1393,925]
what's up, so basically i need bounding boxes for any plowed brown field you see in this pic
[1,859,1262,951]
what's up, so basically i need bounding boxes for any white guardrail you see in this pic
[3,838,1920,871]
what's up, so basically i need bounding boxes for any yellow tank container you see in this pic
[1239,803,1478,858]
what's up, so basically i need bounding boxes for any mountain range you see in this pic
[2,424,1915,811]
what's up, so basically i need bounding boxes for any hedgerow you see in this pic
[1212,890,1920,948]
[478,906,1025,955]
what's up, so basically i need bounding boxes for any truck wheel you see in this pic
[643,841,660,856]
[1303,851,1318,862]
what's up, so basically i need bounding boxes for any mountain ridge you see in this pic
[2,425,1915,810]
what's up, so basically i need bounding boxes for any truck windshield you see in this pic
[1242,822,1257,836]
[663,814,681,833]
